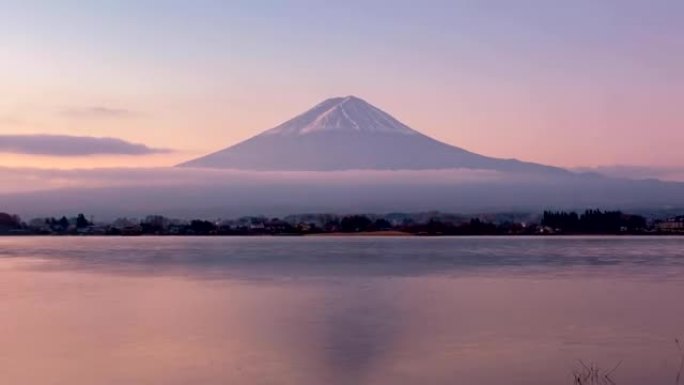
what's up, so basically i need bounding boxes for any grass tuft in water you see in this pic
[572,360,621,385]
[676,338,684,385]
[571,339,684,385]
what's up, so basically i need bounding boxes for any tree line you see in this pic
[0,209,678,236]
[541,209,647,234]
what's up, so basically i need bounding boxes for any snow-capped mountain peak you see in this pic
[178,95,567,174]
[263,95,418,136]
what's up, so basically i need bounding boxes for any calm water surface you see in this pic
[1,236,683,385]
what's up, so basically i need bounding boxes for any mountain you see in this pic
[5,100,684,220]
[178,96,567,174]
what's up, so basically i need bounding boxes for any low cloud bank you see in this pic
[0,167,505,194]
[0,135,171,156]
[574,165,684,182]
[2,166,684,220]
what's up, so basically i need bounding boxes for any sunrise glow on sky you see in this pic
[1,0,682,169]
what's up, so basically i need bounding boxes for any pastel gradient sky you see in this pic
[1,0,682,169]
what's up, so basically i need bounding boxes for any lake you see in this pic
[1,236,683,385]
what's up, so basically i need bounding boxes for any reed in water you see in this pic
[572,339,684,385]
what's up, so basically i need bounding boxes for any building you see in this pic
[655,216,684,232]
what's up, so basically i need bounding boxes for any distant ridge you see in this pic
[178,96,568,174]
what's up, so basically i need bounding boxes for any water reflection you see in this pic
[2,236,684,280]
[1,237,684,384]
[313,282,403,385]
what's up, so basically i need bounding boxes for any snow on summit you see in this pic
[263,96,417,136]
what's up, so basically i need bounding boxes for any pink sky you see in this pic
[1,1,682,170]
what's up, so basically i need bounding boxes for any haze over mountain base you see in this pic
[2,167,683,220]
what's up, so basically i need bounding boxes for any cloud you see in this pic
[0,115,24,126]
[0,134,171,156]
[60,106,139,118]
[0,167,506,194]
[574,165,684,182]
[2,166,684,221]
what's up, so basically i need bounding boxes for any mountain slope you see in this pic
[178,96,567,174]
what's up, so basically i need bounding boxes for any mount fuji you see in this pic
[5,98,684,219]
[178,96,567,174]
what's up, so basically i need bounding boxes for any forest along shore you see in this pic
[2,210,683,236]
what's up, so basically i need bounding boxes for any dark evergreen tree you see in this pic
[76,213,90,229]
[340,215,373,232]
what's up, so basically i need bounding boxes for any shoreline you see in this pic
[2,232,683,237]
[306,230,414,237]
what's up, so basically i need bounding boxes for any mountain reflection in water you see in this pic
[1,236,683,385]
